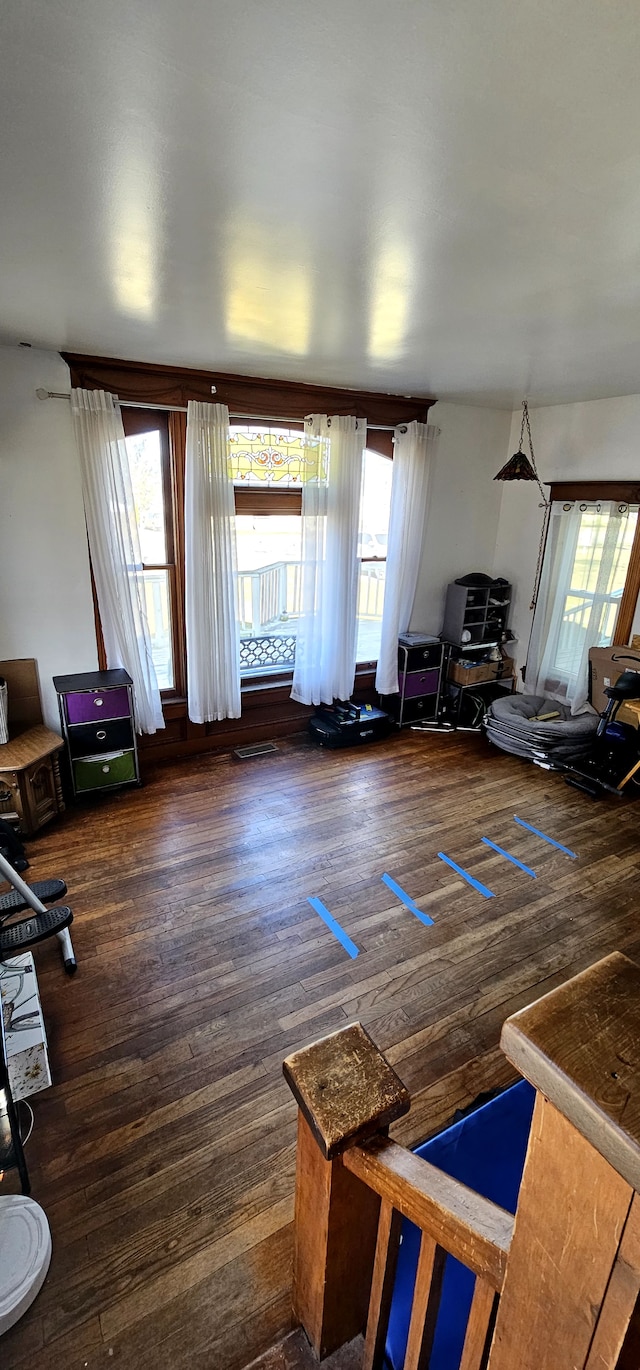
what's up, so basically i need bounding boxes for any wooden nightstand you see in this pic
[0,726,65,835]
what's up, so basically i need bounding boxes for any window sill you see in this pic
[161,663,378,711]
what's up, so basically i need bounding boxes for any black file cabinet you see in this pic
[382,637,445,727]
[53,669,140,798]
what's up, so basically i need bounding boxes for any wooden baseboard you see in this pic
[138,673,378,765]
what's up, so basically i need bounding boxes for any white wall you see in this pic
[411,401,512,635]
[14,348,632,723]
[0,346,97,727]
[493,393,640,681]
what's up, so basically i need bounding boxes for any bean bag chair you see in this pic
[484,694,598,764]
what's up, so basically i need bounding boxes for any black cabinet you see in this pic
[383,636,445,727]
[53,669,140,798]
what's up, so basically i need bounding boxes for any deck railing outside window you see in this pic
[236,562,387,675]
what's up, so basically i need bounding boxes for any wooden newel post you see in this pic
[283,1022,410,1360]
[488,952,640,1370]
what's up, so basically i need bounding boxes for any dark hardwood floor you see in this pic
[2,727,640,1369]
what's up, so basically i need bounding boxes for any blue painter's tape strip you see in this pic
[513,816,577,859]
[307,897,360,958]
[437,852,495,899]
[481,837,537,878]
[381,873,434,926]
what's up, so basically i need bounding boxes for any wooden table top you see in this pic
[0,724,64,770]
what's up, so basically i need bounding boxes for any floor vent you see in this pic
[233,742,279,760]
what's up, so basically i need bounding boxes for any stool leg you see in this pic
[56,926,77,975]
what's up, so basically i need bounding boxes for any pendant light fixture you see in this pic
[494,400,548,507]
[494,400,550,612]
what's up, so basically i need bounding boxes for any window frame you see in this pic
[356,448,392,666]
[232,432,393,678]
[121,407,185,700]
[70,354,433,728]
[548,482,640,649]
[94,420,394,692]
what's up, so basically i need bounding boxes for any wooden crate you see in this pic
[448,659,499,686]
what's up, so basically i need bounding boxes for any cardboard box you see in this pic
[588,646,640,721]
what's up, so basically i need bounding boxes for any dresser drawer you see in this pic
[402,695,438,722]
[65,687,130,725]
[400,668,440,699]
[400,643,443,672]
[67,717,134,759]
[72,750,137,793]
[386,693,438,723]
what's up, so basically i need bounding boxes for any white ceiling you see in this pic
[2,1,640,407]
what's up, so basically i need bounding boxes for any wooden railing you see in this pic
[237,561,300,633]
[282,953,640,1369]
[236,561,386,634]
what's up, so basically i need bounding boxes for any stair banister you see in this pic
[283,1022,513,1368]
[488,950,640,1370]
[283,1022,411,1360]
[283,954,640,1369]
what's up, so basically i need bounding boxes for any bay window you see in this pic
[65,350,433,754]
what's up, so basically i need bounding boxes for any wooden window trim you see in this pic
[615,520,640,645]
[549,482,640,503]
[234,488,302,516]
[63,353,434,428]
[168,410,187,699]
[119,408,185,700]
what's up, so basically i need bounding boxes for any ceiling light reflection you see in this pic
[368,238,412,362]
[225,220,311,355]
[108,148,158,321]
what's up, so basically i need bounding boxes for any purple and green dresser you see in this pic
[53,669,140,798]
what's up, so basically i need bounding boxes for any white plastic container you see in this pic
[0,1196,52,1335]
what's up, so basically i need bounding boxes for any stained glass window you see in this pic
[229,425,322,486]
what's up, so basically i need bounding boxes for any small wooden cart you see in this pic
[0,659,65,835]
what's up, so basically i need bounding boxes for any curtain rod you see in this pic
[557,499,637,510]
[35,390,426,433]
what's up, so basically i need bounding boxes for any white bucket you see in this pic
[0,679,8,744]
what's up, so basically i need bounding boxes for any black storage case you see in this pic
[309,702,392,748]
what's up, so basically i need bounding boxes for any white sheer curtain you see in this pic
[528,500,636,713]
[291,415,366,706]
[184,400,241,723]
[375,421,437,694]
[70,388,164,735]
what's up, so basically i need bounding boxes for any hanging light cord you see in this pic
[521,401,548,509]
[530,501,551,612]
[520,401,550,612]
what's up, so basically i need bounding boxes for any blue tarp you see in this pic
[385,1079,535,1370]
